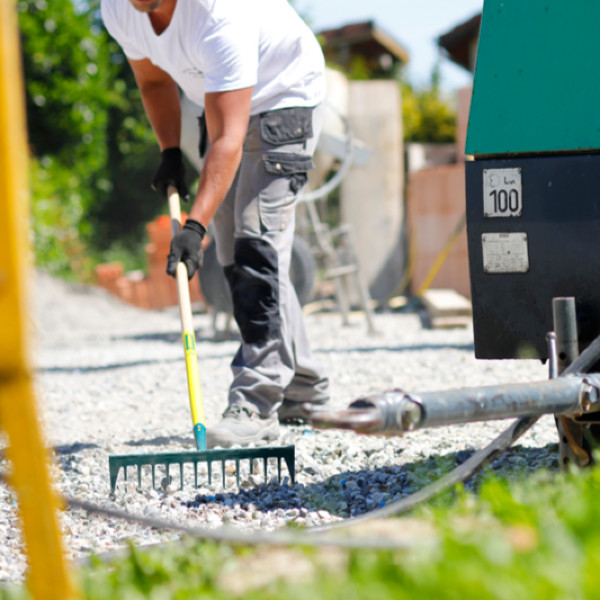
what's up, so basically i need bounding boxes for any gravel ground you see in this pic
[0,272,557,581]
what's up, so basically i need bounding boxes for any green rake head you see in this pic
[108,445,295,494]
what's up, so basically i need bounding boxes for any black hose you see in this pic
[314,332,600,530]
[16,334,600,552]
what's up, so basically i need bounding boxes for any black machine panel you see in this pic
[466,154,600,360]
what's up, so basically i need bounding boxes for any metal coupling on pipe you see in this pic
[360,390,424,433]
[579,376,600,413]
[398,395,424,431]
[305,389,424,435]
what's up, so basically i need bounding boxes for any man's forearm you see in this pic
[139,79,182,150]
[188,135,243,226]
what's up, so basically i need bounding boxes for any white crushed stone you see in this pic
[0,271,556,581]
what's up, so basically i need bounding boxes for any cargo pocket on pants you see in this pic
[259,152,314,231]
[259,106,314,146]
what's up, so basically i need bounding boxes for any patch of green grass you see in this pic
[79,540,234,600]
[5,460,600,599]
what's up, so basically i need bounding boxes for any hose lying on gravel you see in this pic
[5,335,600,555]
[62,413,537,548]
[2,409,534,552]
[68,334,600,548]
[65,495,417,551]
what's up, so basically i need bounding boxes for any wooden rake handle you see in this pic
[167,185,207,450]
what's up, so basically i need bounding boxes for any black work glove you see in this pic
[152,147,190,201]
[166,219,206,280]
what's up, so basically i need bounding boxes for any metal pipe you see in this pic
[307,374,600,436]
[552,297,579,374]
[552,296,589,467]
[547,331,558,379]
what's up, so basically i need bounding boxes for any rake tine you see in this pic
[285,455,295,484]
[109,446,295,492]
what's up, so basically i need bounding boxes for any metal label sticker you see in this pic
[483,168,523,217]
[482,232,529,273]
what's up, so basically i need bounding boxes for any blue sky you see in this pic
[293,0,484,91]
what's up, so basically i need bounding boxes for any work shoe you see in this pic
[206,405,279,448]
[277,399,329,425]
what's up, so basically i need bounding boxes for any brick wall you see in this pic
[95,214,205,310]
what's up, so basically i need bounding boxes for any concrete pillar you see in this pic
[341,81,404,303]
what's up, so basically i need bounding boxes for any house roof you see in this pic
[437,13,481,72]
[318,20,409,75]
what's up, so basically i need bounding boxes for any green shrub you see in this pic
[29,156,94,279]
[5,461,600,599]
[19,0,161,278]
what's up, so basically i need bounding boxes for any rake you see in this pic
[108,187,295,494]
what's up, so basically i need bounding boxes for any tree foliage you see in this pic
[20,0,111,170]
[19,0,161,279]
[401,65,457,144]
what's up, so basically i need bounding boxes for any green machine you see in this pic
[306,0,600,474]
[465,0,600,360]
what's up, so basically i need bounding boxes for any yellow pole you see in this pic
[0,1,77,598]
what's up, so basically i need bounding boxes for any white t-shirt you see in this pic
[101,0,325,115]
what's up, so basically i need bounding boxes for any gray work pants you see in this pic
[212,103,329,417]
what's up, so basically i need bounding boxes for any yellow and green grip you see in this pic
[183,330,206,450]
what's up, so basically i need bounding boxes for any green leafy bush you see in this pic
[19,0,162,278]
[402,67,457,144]
[4,461,600,600]
[29,156,93,278]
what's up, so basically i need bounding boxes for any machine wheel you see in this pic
[197,239,233,314]
[289,235,317,306]
[198,236,317,313]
